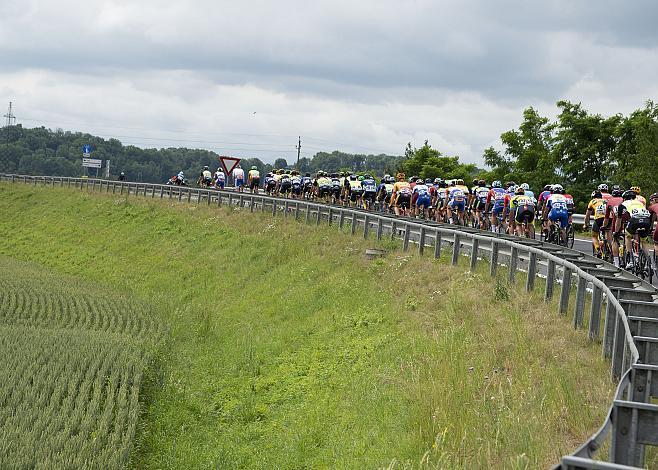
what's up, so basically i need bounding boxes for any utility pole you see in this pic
[296,136,301,169]
[3,102,16,128]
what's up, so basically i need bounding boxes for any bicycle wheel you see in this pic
[567,225,575,249]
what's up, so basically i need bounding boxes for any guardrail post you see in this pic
[351,212,357,235]
[305,204,311,223]
[120,183,124,195]
[545,260,556,301]
[68,178,72,188]
[403,223,410,251]
[611,313,624,379]
[451,233,460,265]
[250,196,255,212]
[228,193,233,207]
[338,209,345,228]
[328,208,333,226]
[573,276,587,329]
[316,206,322,225]
[217,192,222,206]
[470,237,478,271]
[206,190,210,204]
[273,200,278,217]
[51,177,55,187]
[434,230,442,259]
[391,220,397,240]
[603,299,615,359]
[526,252,537,292]
[490,241,498,276]
[589,286,603,340]
[11,175,15,183]
[377,218,383,240]
[508,247,518,283]
[284,200,289,218]
[159,186,164,199]
[178,189,182,202]
[187,190,192,203]
[295,202,300,220]
[419,226,426,255]
[364,215,370,239]
[559,267,572,315]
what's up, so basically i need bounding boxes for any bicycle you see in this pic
[596,227,613,263]
[624,232,654,281]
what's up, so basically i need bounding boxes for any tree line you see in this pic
[481,100,658,211]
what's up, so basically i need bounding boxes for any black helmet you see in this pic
[611,185,623,197]
[622,190,637,200]
[591,190,602,198]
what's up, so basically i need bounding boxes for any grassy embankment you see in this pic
[0,183,614,468]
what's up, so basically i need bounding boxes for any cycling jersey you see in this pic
[291,176,302,192]
[316,177,332,188]
[487,188,508,215]
[447,186,466,211]
[587,198,607,220]
[349,180,364,193]
[510,195,535,224]
[510,195,535,211]
[248,169,260,180]
[414,184,431,208]
[618,199,651,236]
[202,170,212,180]
[362,178,377,193]
[547,194,569,228]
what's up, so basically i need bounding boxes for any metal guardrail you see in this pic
[2,173,657,468]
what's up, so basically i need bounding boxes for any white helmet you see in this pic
[520,183,529,190]
[552,184,564,193]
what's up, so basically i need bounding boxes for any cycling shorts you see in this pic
[396,193,411,209]
[448,200,465,212]
[280,183,291,194]
[363,191,376,203]
[350,190,364,202]
[250,178,259,189]
[475,200,487,211]
[591,218,604,233]
[235,178,244,187]
[549,208,569,229]
[492,204,505,216]
[416,195,431,209]
[318,186,331,197]
[514,207,535,224]
[292,185,302,195]
[626,216,651,237]
[216,181,225,189]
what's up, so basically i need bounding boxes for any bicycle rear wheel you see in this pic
[567,225,575,249]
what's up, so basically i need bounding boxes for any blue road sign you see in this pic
[82,144,92,154]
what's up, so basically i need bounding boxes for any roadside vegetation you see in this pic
[0,183,614,468]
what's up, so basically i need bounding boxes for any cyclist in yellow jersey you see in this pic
[391,173,412,216]
[247,166,260,194]
[630,186,646,206]
[584,190,608,257]
[508,186,536,237]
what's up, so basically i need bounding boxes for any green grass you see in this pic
[0,183,614,468]
[0,257,161,468]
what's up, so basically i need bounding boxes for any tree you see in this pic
[273,158,288,169]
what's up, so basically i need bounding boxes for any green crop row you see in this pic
[0,257,162,468]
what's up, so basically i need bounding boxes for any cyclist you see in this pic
[361,174,377,210]
[347,175,363,207]
[233,165,245,192]
[604,186,625,267]
[486,180,508,233]
[199,165,213,187]
[584,190,608,258]
[391,173,412,216]
[291,171,302,199]
[302,173,313,200]
[330,173,342,204]
[598,183,612,201]
[248,165,260,194]
[445,180,467,225]
[279,171,292,197]
[509,186,536,237]
[315,171,332,202]
[615,190,651,270]
[413,178,432,219]
[263,172,276,195]
[214,167,226,189]
[649,193,658,261]
[630,186,646,206]
[543,184,569,244]
[472,179,489,229]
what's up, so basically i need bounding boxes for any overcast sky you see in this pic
[1,0,657,165]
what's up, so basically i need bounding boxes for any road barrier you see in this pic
[2,173,657,469]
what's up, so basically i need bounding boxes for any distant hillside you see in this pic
[0,125,404,182]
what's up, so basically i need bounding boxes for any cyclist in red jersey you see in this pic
[648,193,658,259]
[604,186,624,267]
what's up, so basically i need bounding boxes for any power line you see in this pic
[3,102,16,128]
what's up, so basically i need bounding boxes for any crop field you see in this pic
[0,183,615,468]
[0,257,162,468]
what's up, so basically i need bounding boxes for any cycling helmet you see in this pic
[478,179,486,186]
[622,190,637,200]
[358,175,365,181]
[650,192,658,201]
[630,186,641,194]
[552,184,564,194]
[383,174,390,179]
[387,176,395,183]
[597,183,608,192]
[505,181,515,188]
[520,183,529,190]
[424,178,432,184]
[508,185,518,193]
[417,178,424,184]
[438,181,447,188]
[305,173,310,177]
[611,187,623,197]
[543,184,552,191]
[492,180,502,188]
[591,190,602,198]
[472,179,479,186]
[457,179,465,185]
[434,177,442,183]
[203,165,209,170]
[266,172,273,177]
[251,165,257,170]
[515,186,525,195]
[364,174,372,179]
[396,172,405,181]
[350,175,357,181]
